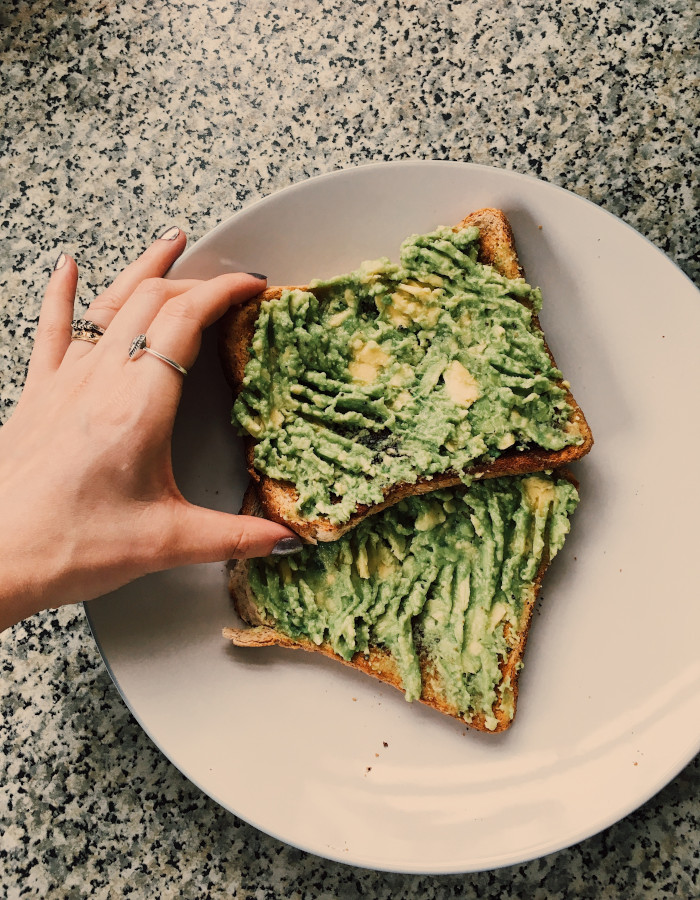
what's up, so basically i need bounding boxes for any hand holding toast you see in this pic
[0,229,300,632]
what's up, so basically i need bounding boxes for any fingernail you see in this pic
[247,272,267,281]
[157,225,180,241]
[53,252,67,271]
[270,536,303,556]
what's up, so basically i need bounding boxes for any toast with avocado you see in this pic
[219,208,593,543]
[224,470,579,732]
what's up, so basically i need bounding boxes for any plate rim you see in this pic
[171,159,697,291]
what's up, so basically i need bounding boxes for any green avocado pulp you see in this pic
[234,225,581,525]
[247,473,579,730]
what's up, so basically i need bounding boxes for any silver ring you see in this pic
[128,334,188,376]
[71,318,105,343]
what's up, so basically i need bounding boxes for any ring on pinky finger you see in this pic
[70,318,106,345]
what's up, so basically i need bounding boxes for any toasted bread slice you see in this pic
[224,471,579,732]
[219,208,592,542]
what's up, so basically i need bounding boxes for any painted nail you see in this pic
[157,225,180,241]
[247,272,267,281]
[53,252,67,271]
[270,536,303,556]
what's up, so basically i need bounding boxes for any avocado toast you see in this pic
[224,471,579,733]
[221,208,591,731]
[219,209,592,542]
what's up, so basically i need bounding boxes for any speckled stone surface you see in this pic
[1,0,698,896]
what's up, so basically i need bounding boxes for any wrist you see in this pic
[0,487,74,631]
[0,556,47,632]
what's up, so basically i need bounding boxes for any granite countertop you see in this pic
[1,1,698,896]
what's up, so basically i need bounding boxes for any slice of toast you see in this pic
[219,208,593,542]
[223,471,580,732]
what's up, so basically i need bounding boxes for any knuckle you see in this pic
[136,277,168,302]
[88,292,123,315]
[35,319,67,343]
[227,529,252,560]
[162,295,204,329]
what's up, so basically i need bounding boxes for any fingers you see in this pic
[22,253,78,396]
[118,272,267,387]
[88,225,187,329]
[158,505,303,566]
[63,278,204,365]
[64,227,189,361]
[152,272,268,368]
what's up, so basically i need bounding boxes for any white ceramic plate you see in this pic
[85,162,700,874]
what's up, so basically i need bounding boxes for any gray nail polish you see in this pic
[247,272,267,281]
[270,536,303,556]
[157,225,180,241]
[53,252,67,271]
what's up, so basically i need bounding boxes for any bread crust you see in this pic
[218,208,593,542]
[223,476,576,733]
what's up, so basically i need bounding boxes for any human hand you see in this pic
[0,227,300,631]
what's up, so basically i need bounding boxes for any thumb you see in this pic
[164,504,304,566]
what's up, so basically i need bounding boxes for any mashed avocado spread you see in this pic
[247,473,579,729]
[234,225,580,524]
